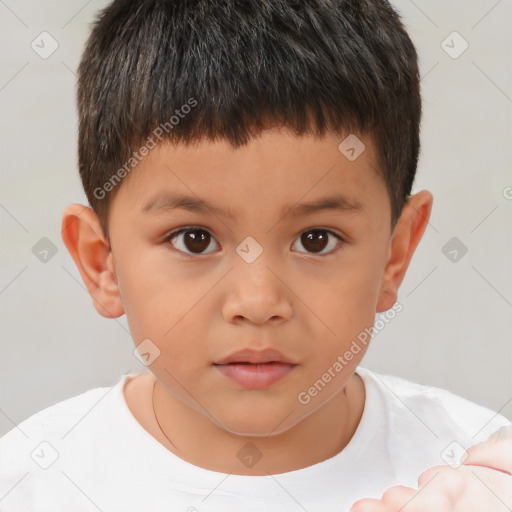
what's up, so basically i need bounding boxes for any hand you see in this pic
[349,425,512,511]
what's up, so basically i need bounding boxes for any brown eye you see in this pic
[167,228,219,255]
[292,229,343,255]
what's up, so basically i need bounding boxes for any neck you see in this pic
[151,373,364,476]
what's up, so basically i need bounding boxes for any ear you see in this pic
[61,204,124,318]
[376,190,434,313]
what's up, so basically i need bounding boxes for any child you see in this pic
[1,0,510,510]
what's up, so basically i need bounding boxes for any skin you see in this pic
[61,127,433,476]
[349,426,512,511]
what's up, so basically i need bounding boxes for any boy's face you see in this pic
[64,127,432,438]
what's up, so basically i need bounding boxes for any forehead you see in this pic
[112,127,387,223]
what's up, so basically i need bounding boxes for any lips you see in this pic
[213,348,295,365]
[214,361,296,389]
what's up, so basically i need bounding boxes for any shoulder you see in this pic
[1,381,113,440]
[0,376,126,497]
[357,366,511,446]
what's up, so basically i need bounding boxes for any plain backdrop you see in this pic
[0,0,511,438]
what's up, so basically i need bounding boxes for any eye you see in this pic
[164,227,344,257]
[165,227,219,255]
[291,228,344,255]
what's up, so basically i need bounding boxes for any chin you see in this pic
[217,402,302,437]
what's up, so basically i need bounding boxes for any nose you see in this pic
[222,256,293,325]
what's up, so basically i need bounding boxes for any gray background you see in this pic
[1,0,511,438]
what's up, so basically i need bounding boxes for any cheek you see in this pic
[113,248,193,341]
[307,249,384,333]
[119,260,216,372]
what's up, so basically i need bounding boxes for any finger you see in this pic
[380,485,418,507]
[418,464,455,488]
[416,465,512,511]
[349,498,389,512]
[349,486,417,512]
[464,425,512,476]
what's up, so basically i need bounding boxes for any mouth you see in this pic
[213,348,296,365]
[220,361,286,365]
[213,361,297,389]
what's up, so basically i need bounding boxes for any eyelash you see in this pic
[163,226,345,257]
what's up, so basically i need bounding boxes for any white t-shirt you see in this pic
[0,366,509,512]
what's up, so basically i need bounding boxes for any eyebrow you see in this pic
[141,192,366,220]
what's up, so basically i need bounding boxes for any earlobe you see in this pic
[376,190,434,313]
[61,203,125,318]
